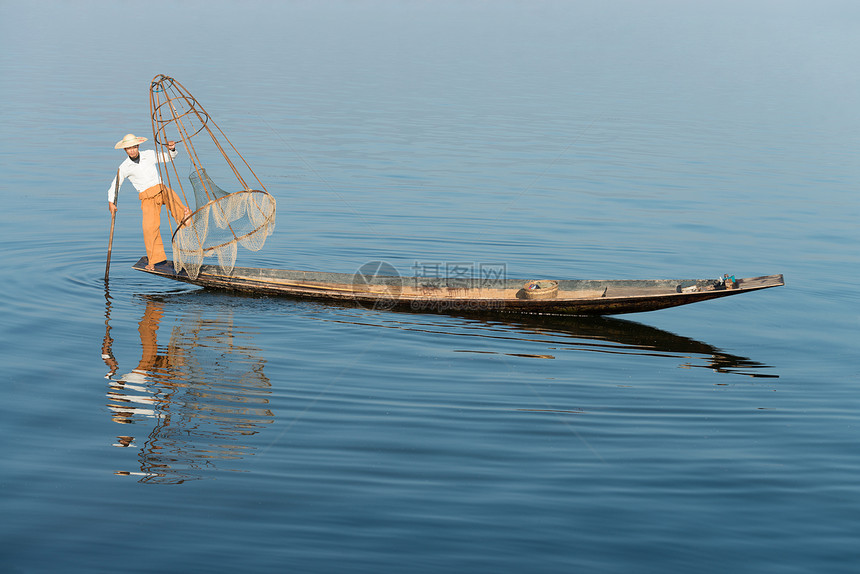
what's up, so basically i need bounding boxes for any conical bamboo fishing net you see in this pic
[150,74,276,279]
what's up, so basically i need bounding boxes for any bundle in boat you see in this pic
[149,74,276,279]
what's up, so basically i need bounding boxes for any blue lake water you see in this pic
[1,1,859,572]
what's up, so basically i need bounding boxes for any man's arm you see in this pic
[155,141,179,164]
[107,166,123,208]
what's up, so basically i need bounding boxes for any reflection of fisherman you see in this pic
[107,299,185,426]
[107,134,191,271]
[104,297,273,482]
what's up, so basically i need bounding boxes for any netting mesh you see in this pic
[149,74,276,279]
[173,187,276,279]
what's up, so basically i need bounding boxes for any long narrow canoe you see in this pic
[133,258,784,316]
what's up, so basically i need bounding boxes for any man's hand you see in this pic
[178,206,192,228]
[108,202,117,214]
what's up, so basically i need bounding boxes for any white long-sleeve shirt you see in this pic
[107,148,178,203]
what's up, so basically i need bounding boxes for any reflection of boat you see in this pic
[134,258,784,316]
[479,314,777,377]
[170,288,775,379]
[312,306,778,378]
[103,293,273,484]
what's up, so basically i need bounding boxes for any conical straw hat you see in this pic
[115,133,148,149]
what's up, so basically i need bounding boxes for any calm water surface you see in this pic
[2,2,859,573]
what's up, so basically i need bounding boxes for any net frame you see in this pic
[149,74,276,279]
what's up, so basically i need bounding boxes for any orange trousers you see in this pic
[139,184,188,266]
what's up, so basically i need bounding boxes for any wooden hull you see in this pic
[133,258,784,316]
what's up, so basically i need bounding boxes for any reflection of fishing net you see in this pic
[149,74,276,279]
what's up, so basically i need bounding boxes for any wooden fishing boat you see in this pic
[133,257,784,316]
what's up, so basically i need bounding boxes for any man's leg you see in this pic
[140,194,167,268]
[162,186,191,226]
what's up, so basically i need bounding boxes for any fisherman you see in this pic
[108,133,191,271]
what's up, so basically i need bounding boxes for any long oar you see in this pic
[104,168,120,281]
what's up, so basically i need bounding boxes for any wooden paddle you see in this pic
[104,168,120,281]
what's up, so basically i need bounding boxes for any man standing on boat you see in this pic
[108,133,191,271]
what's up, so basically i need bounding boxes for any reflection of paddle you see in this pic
[101,282,118,378]
[105,168,120,281]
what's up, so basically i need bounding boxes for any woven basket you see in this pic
[521,279,559,300]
